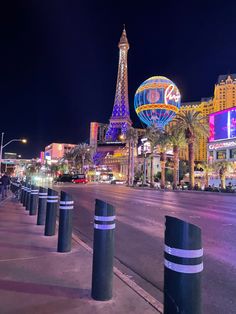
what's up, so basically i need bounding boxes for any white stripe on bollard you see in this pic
[164,245,203,258]
[164,259,203,274]
[60,201,74,205]
[47,200,58,203]
[94,223,115,230]
[94,215,116,222]
[59,205,74,210]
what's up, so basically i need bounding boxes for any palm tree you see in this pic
[213,161,233,189]
[50,164,59,177]
[126,128,138,186]
[197,161,212,188]
[176,111,209,189]
[60,150,75,172]
[158,131,171,189]
[146,126,162,186]
[71,143,93,173]
[167,126,186,189]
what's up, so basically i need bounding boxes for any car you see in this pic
[110,179,126,185]
[54,174,73,183]
[71,174,88,184]
[181,182,190,190]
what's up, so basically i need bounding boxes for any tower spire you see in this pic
[119,25,129,48]
[106,27,132,141]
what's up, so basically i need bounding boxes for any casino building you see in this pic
[179,74,236,161]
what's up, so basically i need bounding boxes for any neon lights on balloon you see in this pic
[134,76,181,129]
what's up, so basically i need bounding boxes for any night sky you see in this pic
[1,1,236,158]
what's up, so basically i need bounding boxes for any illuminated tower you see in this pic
[106,26,132,141]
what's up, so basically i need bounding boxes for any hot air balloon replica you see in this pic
[134,76,181,129]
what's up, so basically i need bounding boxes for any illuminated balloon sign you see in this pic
[134,76,181,129]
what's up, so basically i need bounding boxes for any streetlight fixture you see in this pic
[141,137,150,185]
[0,132,27,173]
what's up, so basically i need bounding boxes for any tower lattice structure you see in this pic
[106,27,132,141]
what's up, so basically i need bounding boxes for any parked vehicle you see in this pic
[110,179,126,185]
[54,174,72,183]
[72,174,88,184]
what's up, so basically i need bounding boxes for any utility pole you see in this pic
[0,132,4,173]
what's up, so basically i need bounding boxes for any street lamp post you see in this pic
[0,132,4,173]
[143,151,147,185]
[0,132,27,173]
[141,137,149,185]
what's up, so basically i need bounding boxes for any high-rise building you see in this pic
[179,74,236,161]
[105,26,132,141]
[213,74,236,112]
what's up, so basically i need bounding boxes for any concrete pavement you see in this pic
[0,196,161,314]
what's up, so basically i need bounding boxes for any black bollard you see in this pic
[23,183,29,207]
[44,188,59,236]
[20,183,25,204]
[164,216,203,314]
[91,199,116,301]
[37,187,48,225]
[57,191,73,252]
[29,185,39,216]
[26,184,32,211]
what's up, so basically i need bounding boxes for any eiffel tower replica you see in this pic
[106,26,132,141]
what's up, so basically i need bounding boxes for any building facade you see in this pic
[207,106,236,163]
[179,74,236,161]
[208,140,236,162]
[44,143,76,161]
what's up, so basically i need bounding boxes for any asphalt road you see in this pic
[54,183,236,314]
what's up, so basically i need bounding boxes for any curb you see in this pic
[129,186,236,195]
[71,232,163,313]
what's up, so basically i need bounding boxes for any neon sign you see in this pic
[209,107,236,142]
[208,141,236,150]
[164,84,181,104]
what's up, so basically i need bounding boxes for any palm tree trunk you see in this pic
[220,174,226,189]
[127,143,131,185]
[150,154,153,187]
[82,155,85,173]
[160,152,166,189]
[188,141,195,189]
[131,141,134,186]
[173,145,179,190]
[205,169,209,188]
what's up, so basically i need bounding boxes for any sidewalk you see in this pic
[0,196,161,314]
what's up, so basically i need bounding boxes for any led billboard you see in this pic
[209,107,236,142]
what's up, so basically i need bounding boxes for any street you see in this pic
[54,183,236,314]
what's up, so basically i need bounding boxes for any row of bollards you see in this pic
[15,181,203,313]
[19,183,72,253]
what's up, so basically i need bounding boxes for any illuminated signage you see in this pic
[209,107,236,142]
[208,141,236,150]
[164,84,181,104]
